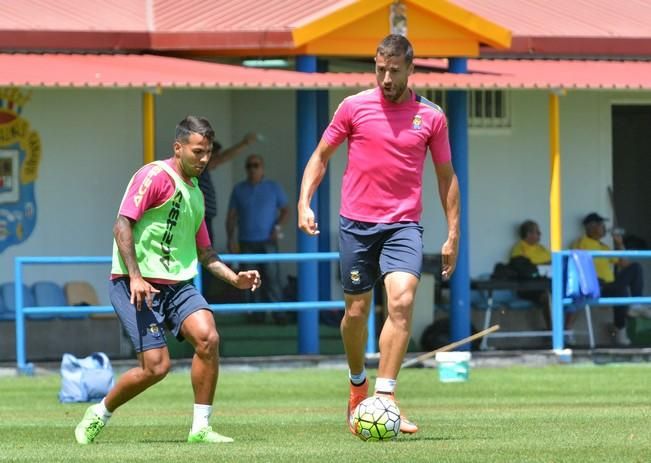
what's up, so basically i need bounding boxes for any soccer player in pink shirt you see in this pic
[298,34,460,435]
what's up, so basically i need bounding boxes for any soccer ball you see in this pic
[353,396,401,441]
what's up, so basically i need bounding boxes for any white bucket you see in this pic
[435,351,471,383]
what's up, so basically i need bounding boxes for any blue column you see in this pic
[296,55,319,354]
[447,58,471,347]
[551,252,564,351]
[15,257,27,372]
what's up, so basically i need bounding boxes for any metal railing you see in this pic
[551,250,651,351]
[14,253,377,374]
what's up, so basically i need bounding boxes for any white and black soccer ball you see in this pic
[353,396,401,441]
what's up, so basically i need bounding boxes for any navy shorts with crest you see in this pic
[338,216,423,294]
[109,277,209,353]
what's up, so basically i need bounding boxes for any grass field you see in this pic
[1,363,651,462]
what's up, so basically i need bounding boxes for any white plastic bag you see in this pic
[59,352,115,403]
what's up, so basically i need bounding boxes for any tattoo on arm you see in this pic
[198,246,237,286]
[113,216,142,278]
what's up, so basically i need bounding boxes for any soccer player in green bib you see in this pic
[75,116,261,445]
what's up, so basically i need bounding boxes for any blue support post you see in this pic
[296,55,320,354]
[14,258,32,374]
[551,252,564,351]
[447,58,471,347]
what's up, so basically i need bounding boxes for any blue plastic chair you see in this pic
[470,274,538,350]
[0,282,37,320]
[0,290,12,321]
[33,281,84,319]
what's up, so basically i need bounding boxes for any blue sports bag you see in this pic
[59,352,115,403]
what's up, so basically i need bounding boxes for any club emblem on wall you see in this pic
[0,88,41,253]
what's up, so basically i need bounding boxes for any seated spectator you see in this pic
[571,212,651,347]
[511,220,551,266]
[510,220,577,334]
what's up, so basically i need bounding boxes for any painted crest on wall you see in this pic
[0,88,41,253]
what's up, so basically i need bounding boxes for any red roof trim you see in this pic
[483,37,651,57]
[0,31,151,51]
[2,54,651,91]
[149,32,295,51]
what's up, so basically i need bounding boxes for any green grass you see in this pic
[1,363,651,462]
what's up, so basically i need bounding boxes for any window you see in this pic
[469,90,511,128]
[425,89,511,129]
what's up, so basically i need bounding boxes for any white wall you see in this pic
[0,89,143,303]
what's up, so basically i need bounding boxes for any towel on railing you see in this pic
[565,251,600,302]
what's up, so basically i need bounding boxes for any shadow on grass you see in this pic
[136,438,187,443]
[395,435,458,443]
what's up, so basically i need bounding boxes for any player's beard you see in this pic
[182,159,206,178]
[382,81,408,103]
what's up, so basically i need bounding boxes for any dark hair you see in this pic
[519,220,537,239]
[175,116,215,145]
[582,212,607,226]
[376,34,414,64]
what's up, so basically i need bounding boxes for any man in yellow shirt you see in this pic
[572,212,649,346]
[510,220,578,334]
[511,220,551,265]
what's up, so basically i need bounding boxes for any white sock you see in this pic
[349,368,367,386]
[374,377,397,395]
[191,404,212,434]
[94,398,112,424]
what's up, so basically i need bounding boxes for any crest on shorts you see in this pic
[411,114,422,130]
[148,323,161,338]
[350,270,361,285]
[0,88,41,254]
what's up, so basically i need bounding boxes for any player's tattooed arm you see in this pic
[198,246,261,291]
[114,215,142,278]
[114,215,160,310]
[198,246,235,284]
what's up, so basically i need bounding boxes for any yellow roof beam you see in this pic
[409,0,511,49]
[292,0,511,57]
[292,0,393,47]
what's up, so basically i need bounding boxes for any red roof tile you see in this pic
[3,0,649,55]
[0,0,350,51]
[453,0,651,55]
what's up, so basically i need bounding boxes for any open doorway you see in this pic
[611,105,651,249]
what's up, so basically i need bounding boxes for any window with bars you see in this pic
[468,90,511,128]
[425,89,511,129]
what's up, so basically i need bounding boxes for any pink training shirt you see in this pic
[323,87,451,223]
[112,158,211,283]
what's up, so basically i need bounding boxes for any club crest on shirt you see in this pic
[411,114,423,130]
[149,323,161,338]
[350,270,361,285]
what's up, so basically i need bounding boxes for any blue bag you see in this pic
[565,251,601,302]
[59,352,115,403]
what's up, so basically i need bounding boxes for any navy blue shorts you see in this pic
[109,278,209,353]
[338,216,423,294]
